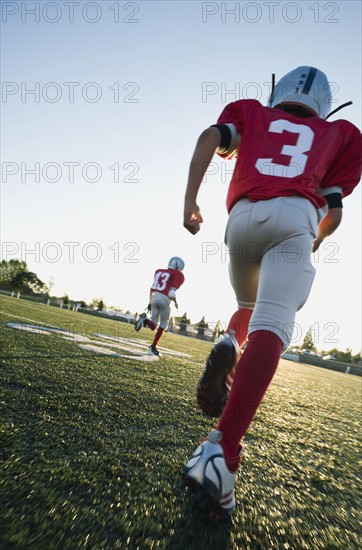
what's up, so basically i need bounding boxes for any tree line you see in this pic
[0,260,106,311]
[175,313,222,340]
[1,260,359,363]
[0,259,47,295]
[295,326,361,365]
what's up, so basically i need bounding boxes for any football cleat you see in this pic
[197,333,241,418]
[149,345,160,356]
[135,312,147,332]
[182,430,239,519]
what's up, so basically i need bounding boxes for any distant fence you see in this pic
[1,288,49,305]
[2,288,360,373]
[282,351,362,377]
[0,288,216,342]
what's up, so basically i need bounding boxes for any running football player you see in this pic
[135,257,185,356]
[182,66,362,519]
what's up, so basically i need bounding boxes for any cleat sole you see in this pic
[196,336,241,418]
[181,474,233,521]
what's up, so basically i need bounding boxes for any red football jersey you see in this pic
[217,100,362,212]
[151,268,185,297]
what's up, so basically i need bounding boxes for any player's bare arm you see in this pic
[147,289,154,312]
[183,127,222,234]
[312,207,343,252]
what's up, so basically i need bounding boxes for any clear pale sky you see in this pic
[1,1,361,352]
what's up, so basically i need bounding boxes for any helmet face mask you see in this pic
[268,66,332,119]
[168,256,185,271]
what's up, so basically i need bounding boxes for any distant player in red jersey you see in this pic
[182,66,362,519]
[135,256,185,356]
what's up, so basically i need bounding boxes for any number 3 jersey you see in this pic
[217,99,362,212]
[151,268,185,297]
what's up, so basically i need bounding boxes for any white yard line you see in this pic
[1,311,60,326]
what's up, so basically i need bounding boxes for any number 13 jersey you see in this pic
[217,99,362,212]
[151,268,185,297]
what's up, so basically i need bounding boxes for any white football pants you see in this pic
[225,196,327,350]
[151,292,171,330]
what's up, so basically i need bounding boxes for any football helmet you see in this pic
[268,66,331,119]
[168,256,185,271]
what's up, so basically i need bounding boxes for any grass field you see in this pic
[1,294,361,549]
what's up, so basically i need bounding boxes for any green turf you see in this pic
[1,295,361,549]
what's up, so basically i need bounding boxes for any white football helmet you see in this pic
[268,66,331,119]
[168,256,185,271]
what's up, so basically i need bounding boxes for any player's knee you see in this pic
[248,321,292,352]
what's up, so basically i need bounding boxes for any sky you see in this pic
[1,0,361,353]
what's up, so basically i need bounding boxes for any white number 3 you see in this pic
[255,119,315,178]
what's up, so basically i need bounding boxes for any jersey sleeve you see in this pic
[216,101,245,159]
[319,124,362,198]
[217,101,243,128]
[170,271,185,289]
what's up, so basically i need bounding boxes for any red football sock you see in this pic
[225,308,254,388]
[152,327,164,347]
[146,319,156,331]
[227,308,253,347]
[217,330,283,461]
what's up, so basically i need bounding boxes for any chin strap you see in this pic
[269,73,276,105]
[325,101,353,120]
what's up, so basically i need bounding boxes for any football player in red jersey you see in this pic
[135,257,185,356]
[182,66,362,519]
